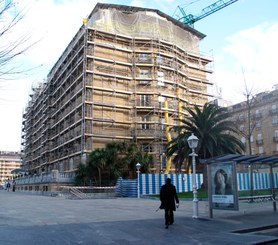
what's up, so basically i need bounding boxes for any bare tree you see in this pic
[242,70,256,155]
[0,0,36,80]
[239,68,268,155]
[239,68,270,201]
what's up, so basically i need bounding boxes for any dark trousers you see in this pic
[164,209,174,225]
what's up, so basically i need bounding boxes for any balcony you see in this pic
[272,150,278,155]
[256,139,264,145]
[251,113,262,120]
[269,109,277,115]
[237,117,245,123]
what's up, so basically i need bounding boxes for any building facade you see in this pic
[228,86,278,156]
[0,151,22,185]
[21,3,213,175]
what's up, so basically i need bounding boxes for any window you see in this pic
[142,116,150,130]
[258,146,264,154]
[158,96,165,108]
[157,71,164,79]
[161,144,168,153]
[276,144,278,152]
[140,95,150,106]
[241,137,246,143]
[255,121,261,129]
[273,115,278,125]
[256,134,263,145]
[238,114,244,122]
[173,100,177,111]
[142,143,152,152]
[59,162,64,172]
[274,130,278,142]
[157,71,165,86]
[69,158,74,171]
[140,69,149,78]
[139,80,150,85]
[254,110,261,119]
[157,56,164,64]
[239,125,244,132]
[250,135,253,142]
[160,118,165,130]
[269,104,277,115]
[139,53,149,62]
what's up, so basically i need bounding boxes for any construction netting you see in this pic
[87,7,201,53]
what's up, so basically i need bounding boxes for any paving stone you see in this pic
[0,191,277,244]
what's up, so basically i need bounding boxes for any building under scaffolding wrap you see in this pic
[21,3,213,176]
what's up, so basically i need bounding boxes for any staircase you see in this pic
[68,187,88,199]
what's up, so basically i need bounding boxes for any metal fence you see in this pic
[14,170,75,185]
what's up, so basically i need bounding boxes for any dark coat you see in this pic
[160,181,179,211]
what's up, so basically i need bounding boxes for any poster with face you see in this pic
[208,161,238,210]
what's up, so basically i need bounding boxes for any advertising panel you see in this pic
[208,161,238,211]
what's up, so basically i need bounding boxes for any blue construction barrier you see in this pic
[116,178,137,197]
[116,173,278,197]
[115,174,202,197]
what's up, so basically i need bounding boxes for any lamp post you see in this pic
[136,162,141,198]
[187,133,199,219]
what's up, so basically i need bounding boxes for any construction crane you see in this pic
[163,0,239,174]
[177,0,239,27]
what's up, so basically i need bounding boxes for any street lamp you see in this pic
[187,133,199,219]
[136,162,141,198]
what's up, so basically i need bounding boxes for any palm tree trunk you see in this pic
[201,150,208,189]
[98,167,101,187]
[201,162,208,189]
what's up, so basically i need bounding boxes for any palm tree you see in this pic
[88,148,106,186]
[78,141,153,186]
[105,141,130,181]
[167,132,189,173]
[74,163,87,186]
[105,141,152,178]
[133,151,153,175]
[168,102,245,175]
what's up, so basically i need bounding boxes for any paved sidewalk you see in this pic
[0,191,277,244]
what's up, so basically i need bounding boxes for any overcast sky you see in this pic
[0,0,278,151]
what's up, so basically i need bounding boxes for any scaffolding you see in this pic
[21,3,213,175]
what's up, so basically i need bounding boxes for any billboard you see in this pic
[208,161,239,211]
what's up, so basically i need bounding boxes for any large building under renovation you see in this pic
[21,3,213,175]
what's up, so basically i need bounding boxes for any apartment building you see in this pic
[228,86,278,156]
[21,3,213,175]
[0,151,22,184]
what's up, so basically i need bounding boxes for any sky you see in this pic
[0,0,278,151]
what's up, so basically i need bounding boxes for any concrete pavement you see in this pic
[0,190,277,244]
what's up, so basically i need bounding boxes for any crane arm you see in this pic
[178,0,239,26]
